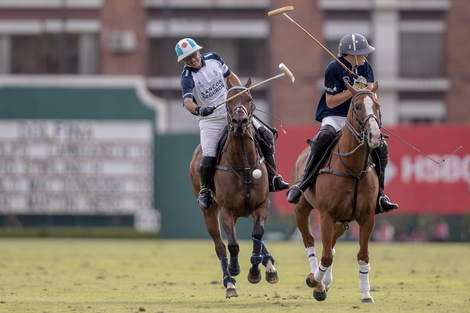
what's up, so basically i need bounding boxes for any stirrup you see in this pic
[270,174,289,192]
[376,195,399,214]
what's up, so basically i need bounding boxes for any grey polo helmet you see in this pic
[338,33,375,55]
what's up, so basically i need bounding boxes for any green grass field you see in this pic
[1,239,469,313]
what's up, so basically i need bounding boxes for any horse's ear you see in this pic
[245,77,252,88]
[346,82,357,96]
[371,81,379,93]
[226,78,233,90]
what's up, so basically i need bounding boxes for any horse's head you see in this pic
[346,82,382,149]
[225,78,255,136]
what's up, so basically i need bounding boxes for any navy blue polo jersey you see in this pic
[315,56,374,122]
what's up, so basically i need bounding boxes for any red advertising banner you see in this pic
[273,125,470,215]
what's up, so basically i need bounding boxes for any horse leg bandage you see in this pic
[306,246,318,273]
[358,261,371,292]
[314,262,328,282]
[322,248,335,288]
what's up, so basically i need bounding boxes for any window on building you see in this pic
[11,34,97,74]
[400,32,444,78]
[11,36,39,74]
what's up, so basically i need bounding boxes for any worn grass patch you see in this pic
[0,239,469,312]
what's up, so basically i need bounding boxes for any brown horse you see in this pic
[189,79,279,298]
[291,82,382,303]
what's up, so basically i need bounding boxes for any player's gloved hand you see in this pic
[195,106,215,117]
[353,76,367,90]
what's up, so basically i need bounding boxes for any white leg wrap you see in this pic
[322,248,335,288]
[265,259,276,273]
[314,262,328,282]
[358,261,371,293]
[306,246,318,273]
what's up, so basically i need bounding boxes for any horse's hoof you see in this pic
[313,289,327,301]
[361,297,374,303]
[265,270,279,284]
[247,267,261,284]
[228,266,240,277]
[226,287,239,299]
[306,274,318,288]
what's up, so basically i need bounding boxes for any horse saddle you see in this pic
[304,132,342,186]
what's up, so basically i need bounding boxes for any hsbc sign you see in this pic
[384,126,469,214]
[400,155,469,184]
[274,125,470,215]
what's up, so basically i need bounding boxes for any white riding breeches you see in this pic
[199,106,227,157]
[199,108,264,157]
[321,116,347,133]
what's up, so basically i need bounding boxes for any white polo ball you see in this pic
[252,169,262,179]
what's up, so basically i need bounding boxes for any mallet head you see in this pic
[267,6,294,17]
[279,63,295,83]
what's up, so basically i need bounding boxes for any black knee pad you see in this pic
[316,124,337,143]
[375,140,389,168]
[199,156,216,167]
[257,125,275,154]
[310,124,336,153]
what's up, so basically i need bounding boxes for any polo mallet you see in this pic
[214,63,295,109]
[268,6,359,79]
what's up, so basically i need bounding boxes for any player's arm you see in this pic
[183,97,198,114]
[325,91,352,109]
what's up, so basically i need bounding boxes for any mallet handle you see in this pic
[214,75,281,108]
[282,13,358,79]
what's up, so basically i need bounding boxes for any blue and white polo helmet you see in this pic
[175,38,203,62]
[338,33,375,56]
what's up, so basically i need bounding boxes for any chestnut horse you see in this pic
[189,79,279,298]
[291,82,382,303]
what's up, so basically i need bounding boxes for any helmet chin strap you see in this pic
[354,55,359,68]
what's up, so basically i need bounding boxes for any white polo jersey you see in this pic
[180,52,232,110]
[180,52,232,157]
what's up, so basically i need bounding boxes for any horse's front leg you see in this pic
[260,238,279,283]
[357,215,375,303]
[202,208,227,264]
[294,202,320,289]
[220,207,239,298]
[311,213,337,301]
[321,222,346,291]
[248,214,279,284]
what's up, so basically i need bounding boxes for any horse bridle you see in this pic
[343,90,382,153]
[226,86,256,134]
[330,89,382,176]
